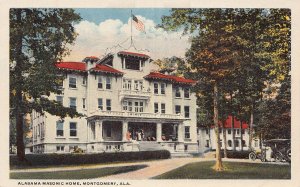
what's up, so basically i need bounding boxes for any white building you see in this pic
[31,49,199,155]
[198,116,260,153]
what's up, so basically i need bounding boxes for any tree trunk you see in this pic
[230,94,236,151]
[248,109,254,150]
[15,9,26,161]
[222,122,228,158]
[232,115,236,151]
[240,121,243,151]
[213,82,224,171]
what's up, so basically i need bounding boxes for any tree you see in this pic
[160,9,242,171]
[10,9,82,161]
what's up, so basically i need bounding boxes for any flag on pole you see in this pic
[132,15,145,33]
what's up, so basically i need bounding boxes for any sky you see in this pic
[64,8,191,61]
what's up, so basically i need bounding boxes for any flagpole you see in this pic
[130,9,133,46]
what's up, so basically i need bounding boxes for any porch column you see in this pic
[87,121,90,142]
[122,121,128,141]
[178,123,184,142]
[156,122,162,142]
[96,120,103,141]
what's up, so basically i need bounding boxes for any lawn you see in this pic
[10,165,147,179]
[153,161,291,179]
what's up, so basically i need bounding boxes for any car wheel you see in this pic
[249,152,256,161]
[275,152,283,162]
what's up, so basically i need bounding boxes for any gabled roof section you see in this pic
[56,62,86,72]
[144,72,197,85]
[118,51,150,59]
[55,62,123,75]
[91,64,123,75]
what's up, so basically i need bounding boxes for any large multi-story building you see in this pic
[31,49,199,155]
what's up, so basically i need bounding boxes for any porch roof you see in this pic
[86,110,186,123]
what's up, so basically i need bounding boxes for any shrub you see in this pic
[10,150,171,168]
[222,150,251,159]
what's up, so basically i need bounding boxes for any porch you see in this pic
[86,118,186,153]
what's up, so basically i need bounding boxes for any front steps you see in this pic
[137,141,164,151]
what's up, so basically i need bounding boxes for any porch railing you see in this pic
[90,110,185,120]
[119,89,151,100]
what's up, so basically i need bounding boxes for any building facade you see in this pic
[198,116,260,153]
[31,49,198,154]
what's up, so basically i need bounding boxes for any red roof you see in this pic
[56,62,86,72]
[144,72,197,84]
[118,51,150,58]
[92,64,123,75]
[55,62,123,75]
[212,116,249,129]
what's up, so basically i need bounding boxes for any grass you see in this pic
[153,161,291,179]
[10,165,148,179]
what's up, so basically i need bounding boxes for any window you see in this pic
[38,124,40,137]
[185,126,190,139]
[69,77,77,88]
[237,129,240,135]
[98,98,103,110]
[128,101,132,111]
[154,83,158,94]
[242,140,246,147]
[241,129,245,134]
[134,102,139,112]
[41,122,45,138]
[134,80,143,91]
[175,87,181,97]
[98,77,103,89]
[175,105,181,114]
[184,88,190,98]
[123,79,132,90]
[69,97,76,109]
[123,100,128,111]
[106,99,111,111]
[56,121,64,137]
[56,96,63,104]
[206,140,210,147]
[219,128,222,134]
[220,139,223,147]
[70,122,77,137]
[228,140,232,147]
[184,106,190,118]
[106,77,111,89]
[56,146,64,152]
[234,140,239,147]
[161,83,166,94]
[139,102,144,112]
[82,98,86,109]
[206,128,209,135]
[82,77,87,85]
[228,129,231,134]
[161,103,166,114]
[125,58,140,70]
[154,103,159,113]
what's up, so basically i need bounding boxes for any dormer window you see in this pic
[125,58,140,70]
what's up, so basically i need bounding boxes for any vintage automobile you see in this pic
[249,139,291,163]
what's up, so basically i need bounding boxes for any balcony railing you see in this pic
[119,89,151,100]
[90,110,185,120]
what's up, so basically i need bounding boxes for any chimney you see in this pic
[83,56,99,71]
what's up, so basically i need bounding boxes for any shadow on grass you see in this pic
[10,165,148,179]
[153,161,291,179]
